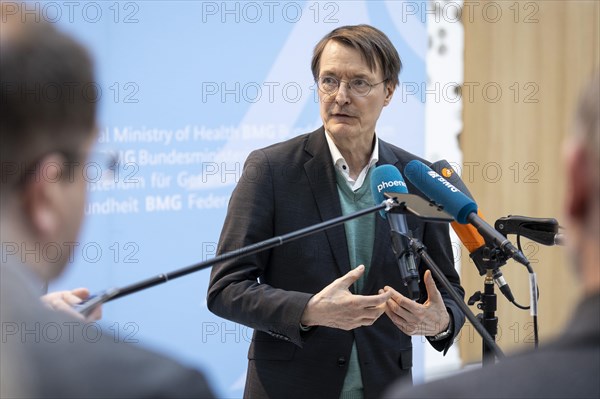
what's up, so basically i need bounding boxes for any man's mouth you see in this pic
[331,112,354,118]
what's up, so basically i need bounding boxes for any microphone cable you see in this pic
[515,228,539,349]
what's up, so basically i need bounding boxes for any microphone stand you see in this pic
[383,193,506,360]
[469,270,501,366]
[408,237,505,361]
[467,246,510,366]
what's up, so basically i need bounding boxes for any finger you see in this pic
[385,297,416,324]
[70,287,91,300]
[40,292,62,307]
[383,286,419,312]
[382,286,408,304]
[384,306,408,327]
[336,265,365,289]
[384,307,419,335]
[51,298,85,320]
[355,290,393,308]
[61,292,87,306]
[424,270,443,304]
[384,305,403,324]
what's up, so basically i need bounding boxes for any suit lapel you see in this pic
[363,140,422,294]
[303,128,352,282]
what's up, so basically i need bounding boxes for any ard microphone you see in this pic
[404,160,529,266]
[371,165,420,300]
[430,160,506,272]
[430,160,515,302]
[430,160,486,252]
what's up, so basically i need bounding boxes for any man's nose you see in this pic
[334,82,351,105]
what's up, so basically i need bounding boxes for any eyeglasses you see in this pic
[317,75,387,97]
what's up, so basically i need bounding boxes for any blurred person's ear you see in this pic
[564,138,592,222]
[22,153,70,239]
[20,152,80,280]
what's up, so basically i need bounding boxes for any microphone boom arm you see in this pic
[77,199,397,315]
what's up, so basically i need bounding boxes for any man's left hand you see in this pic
[381,270,450,336]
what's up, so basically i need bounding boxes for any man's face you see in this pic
[68,139,94,236]
[317,40,394,143]
[40,135,96,279]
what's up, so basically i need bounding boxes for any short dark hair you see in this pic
[311,24,402,88]
[0,4,97,188]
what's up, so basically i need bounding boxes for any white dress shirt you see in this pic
[324,130,379,191]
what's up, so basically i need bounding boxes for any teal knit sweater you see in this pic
[335,168,376,399]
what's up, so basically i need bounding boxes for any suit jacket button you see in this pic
[337,356,347,367]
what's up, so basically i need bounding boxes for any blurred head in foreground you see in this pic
[564,72,600,295]
[1,5,215,398]
[1,2,98,281]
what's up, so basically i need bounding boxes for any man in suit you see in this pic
[0,6,214,398]
[207,25,465,399]
[384,73,600,399]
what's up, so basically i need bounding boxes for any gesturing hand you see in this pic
[382,270,450,336]
[300,265,393,330]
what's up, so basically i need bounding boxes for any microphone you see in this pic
[370,165,420,300]
[494,215,565,246]
[430,160,506,270]
[430,160,482,240]
[430,160,488,254]
[429,160,515,301]
[404,160,529,266]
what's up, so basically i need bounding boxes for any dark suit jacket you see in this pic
[207,127,465,399]
[0,263,215,399]
[384,293,600,399]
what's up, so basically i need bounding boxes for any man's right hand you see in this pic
[300,265,393,330]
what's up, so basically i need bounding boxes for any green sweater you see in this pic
[335,168,376,399]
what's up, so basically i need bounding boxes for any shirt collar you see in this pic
[324,130,379,171]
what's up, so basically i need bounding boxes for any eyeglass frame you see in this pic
[316,75,389,97]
